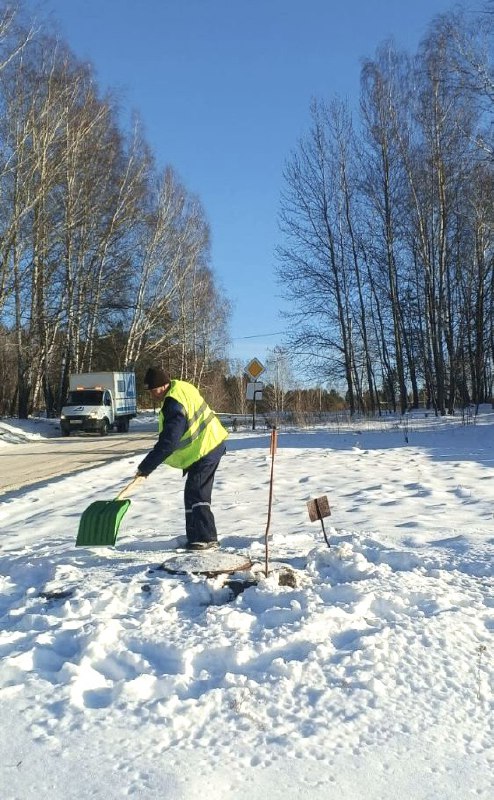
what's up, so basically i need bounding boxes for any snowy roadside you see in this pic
[0,412,160,447]
[0,414,493,799]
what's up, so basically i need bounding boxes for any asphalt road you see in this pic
[0,430,156,495]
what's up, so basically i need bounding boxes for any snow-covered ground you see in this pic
[0,410,493,799]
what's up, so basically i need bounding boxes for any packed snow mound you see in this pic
[306,540,393,582]
[1,533,492,776]
[0,419,46,444]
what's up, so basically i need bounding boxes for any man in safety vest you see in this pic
[135,367,228,550]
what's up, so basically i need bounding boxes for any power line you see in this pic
[232,331,286,340]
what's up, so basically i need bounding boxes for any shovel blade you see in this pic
[76,499,131,547]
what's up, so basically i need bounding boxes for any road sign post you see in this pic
[246,381,264,430]
[245,358,266,430]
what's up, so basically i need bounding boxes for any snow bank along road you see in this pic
[0,431,155,495]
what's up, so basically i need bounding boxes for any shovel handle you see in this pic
[116,475,146,500]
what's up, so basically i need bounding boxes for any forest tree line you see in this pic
[0,4,231,417]
[278,7,494,415]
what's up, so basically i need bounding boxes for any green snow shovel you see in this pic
[76,476,145,547]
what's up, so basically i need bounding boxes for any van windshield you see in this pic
[66,390,103,406]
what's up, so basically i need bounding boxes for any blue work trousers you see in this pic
[183,446,225,544]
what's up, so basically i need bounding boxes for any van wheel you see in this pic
[100,419,109,436]
[117,417,130,433]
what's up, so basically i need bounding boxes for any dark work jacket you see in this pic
[137,396,225,477]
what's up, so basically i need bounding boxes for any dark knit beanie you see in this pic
[144,367,170,390]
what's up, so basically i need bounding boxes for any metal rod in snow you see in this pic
[264,426,278,577]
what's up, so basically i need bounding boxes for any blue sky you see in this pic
[25,0,477,373]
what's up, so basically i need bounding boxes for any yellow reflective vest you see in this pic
[158,379,228,469]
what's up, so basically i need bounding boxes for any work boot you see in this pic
[186,540,219,551]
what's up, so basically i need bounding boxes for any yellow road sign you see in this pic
[245,357,265,379]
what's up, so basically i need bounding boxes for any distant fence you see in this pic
[218,406,493,434]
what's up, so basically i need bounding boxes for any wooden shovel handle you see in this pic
[116,475,146,500]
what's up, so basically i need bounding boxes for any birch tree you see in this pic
[278,100,359,412]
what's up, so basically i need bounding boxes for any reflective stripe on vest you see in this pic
[175,408,216,450]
